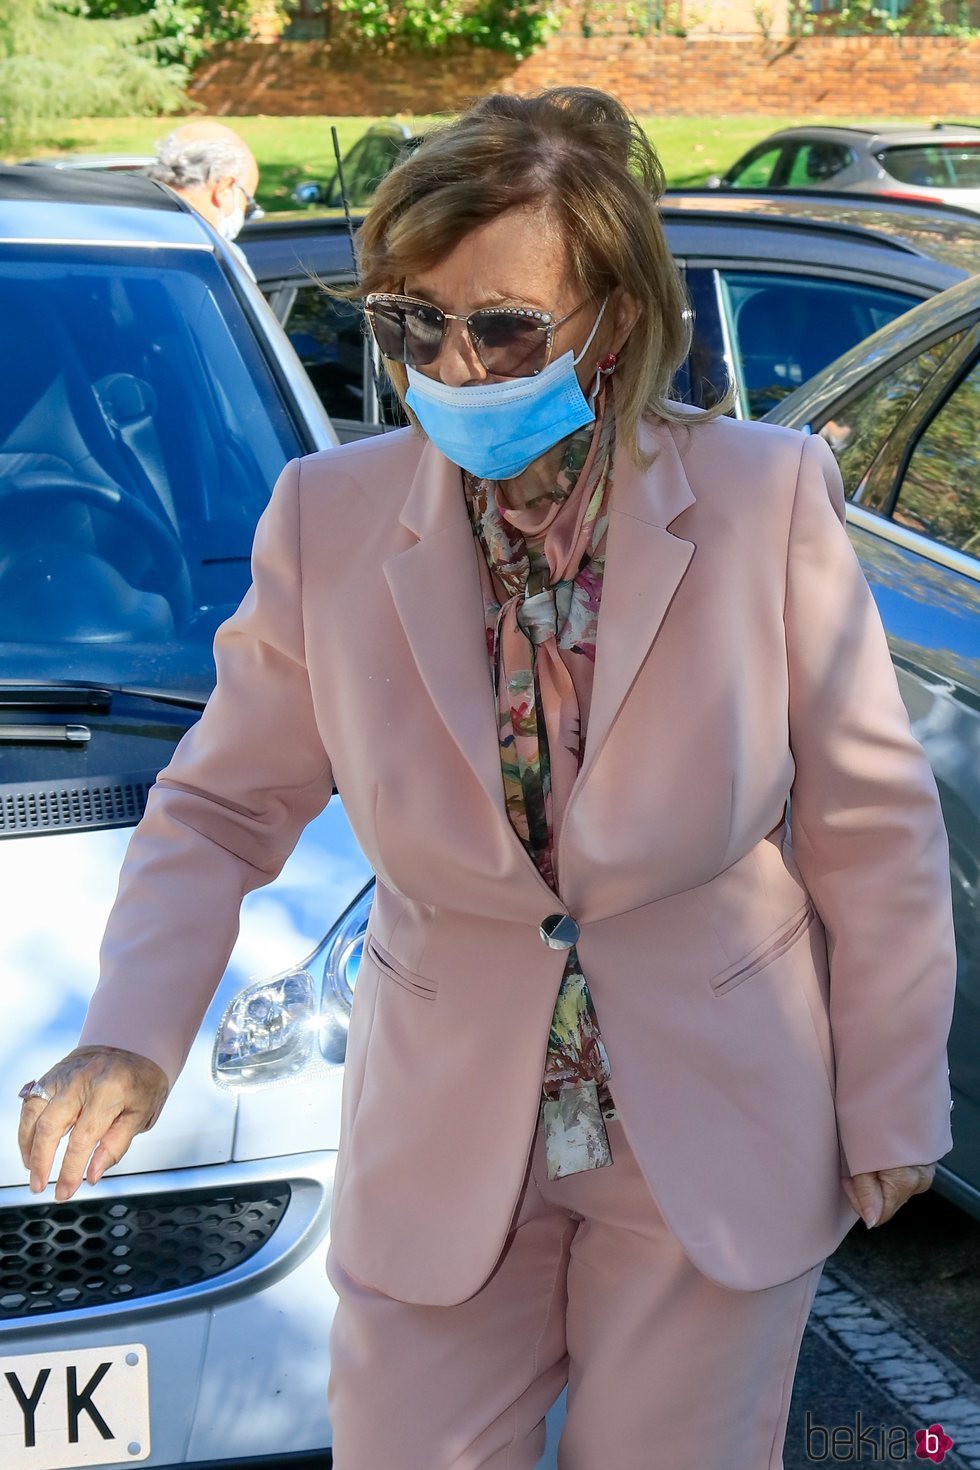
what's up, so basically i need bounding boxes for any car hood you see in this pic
[0,800,374,1187]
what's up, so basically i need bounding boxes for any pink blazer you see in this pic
[77,407,957,1305]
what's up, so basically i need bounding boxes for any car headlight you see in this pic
[212,880,375,1088]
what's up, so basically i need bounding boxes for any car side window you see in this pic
[282,284,366,424]
[892,360,979,558]
[785,142,854,186]
[878,144,980,190]
[332,136,370,203]
[727,146,783,188]
[682,268,733,412]
[716,271,920,419]
[345,135,402,207]
[815,330,970,506]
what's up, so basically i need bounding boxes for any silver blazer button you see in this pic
[539,913,580,949]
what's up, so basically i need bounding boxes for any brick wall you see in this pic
[188,34,980,117]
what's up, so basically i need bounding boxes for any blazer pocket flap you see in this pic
[366,935,438,1000]
[709,899,816,996]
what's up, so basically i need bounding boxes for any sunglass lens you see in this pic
[470,312,547,376]
[366,300,407,360]
[402,301,445,366]
[368,299,445,367]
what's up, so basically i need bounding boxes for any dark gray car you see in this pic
[241,189,980,435]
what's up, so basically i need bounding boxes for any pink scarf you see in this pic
[462,386,617,1177]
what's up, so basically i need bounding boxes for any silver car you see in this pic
[0,162,568,1470]
[711,123,980,214]
[0,164,369,1470]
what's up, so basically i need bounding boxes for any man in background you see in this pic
[149,120,261,279]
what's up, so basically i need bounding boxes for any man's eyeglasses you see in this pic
[233,182,263,221]
[363,293,591,379]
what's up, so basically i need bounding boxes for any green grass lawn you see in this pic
[10,112,980,213]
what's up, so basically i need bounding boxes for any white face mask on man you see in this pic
[216,194,246,242]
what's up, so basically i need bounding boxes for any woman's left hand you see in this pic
[842,1163,936,1228]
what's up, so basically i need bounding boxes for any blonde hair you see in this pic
[347,87,737,459]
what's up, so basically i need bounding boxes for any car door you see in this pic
[887,365,980,1191]
[262,274,410,441]
[811,331,980,1209]
[264,276,374,438]
[686,266,924,417]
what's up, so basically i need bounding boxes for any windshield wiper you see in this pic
[0,723,91,744]
[0,686,110,746]
[0,685,113,713]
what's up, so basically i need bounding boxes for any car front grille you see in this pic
[0,1184,290,1318]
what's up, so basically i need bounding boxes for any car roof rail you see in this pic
[660,204,931,258]
[0,164,188,212]
[662,186,980,226]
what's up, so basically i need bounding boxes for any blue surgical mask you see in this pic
[404,298,609,480]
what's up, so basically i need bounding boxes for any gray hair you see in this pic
[149,131,252,191]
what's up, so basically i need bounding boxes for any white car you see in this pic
[0,164,368,1470]
[0,162,568,1470]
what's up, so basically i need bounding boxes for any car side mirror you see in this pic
[292,181,323,206]
[705,175,723,189]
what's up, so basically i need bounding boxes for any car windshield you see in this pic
[878,143,980,190]
[0,244,305,699]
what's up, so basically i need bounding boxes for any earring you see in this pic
[588,350,618,407]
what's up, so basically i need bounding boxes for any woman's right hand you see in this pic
[18,1045,170,1202]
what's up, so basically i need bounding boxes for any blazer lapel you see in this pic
[382,416,698,896]
[382,438,514,821]
[572,416,697,794]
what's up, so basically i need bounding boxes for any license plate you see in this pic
[0,1343,150,1469]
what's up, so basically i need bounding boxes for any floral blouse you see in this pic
[461,388,619,1180]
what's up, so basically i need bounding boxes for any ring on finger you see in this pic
[18,1079,53,1103]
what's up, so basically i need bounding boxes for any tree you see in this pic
[0,0,189,151]
[80,0,276,69]
[331,0,564,59]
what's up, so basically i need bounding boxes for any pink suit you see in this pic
[76,406,957,1465]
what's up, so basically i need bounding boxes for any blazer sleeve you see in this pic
[75,456,335,1093]
[783,432,956,1179]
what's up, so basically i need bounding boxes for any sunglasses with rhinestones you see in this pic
[363,293,592,378]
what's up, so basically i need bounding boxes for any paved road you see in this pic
[784,1187,980,1468]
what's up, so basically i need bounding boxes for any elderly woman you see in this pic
[19,88,955,1469]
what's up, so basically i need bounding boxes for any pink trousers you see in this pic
[326,1115,825,1470]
